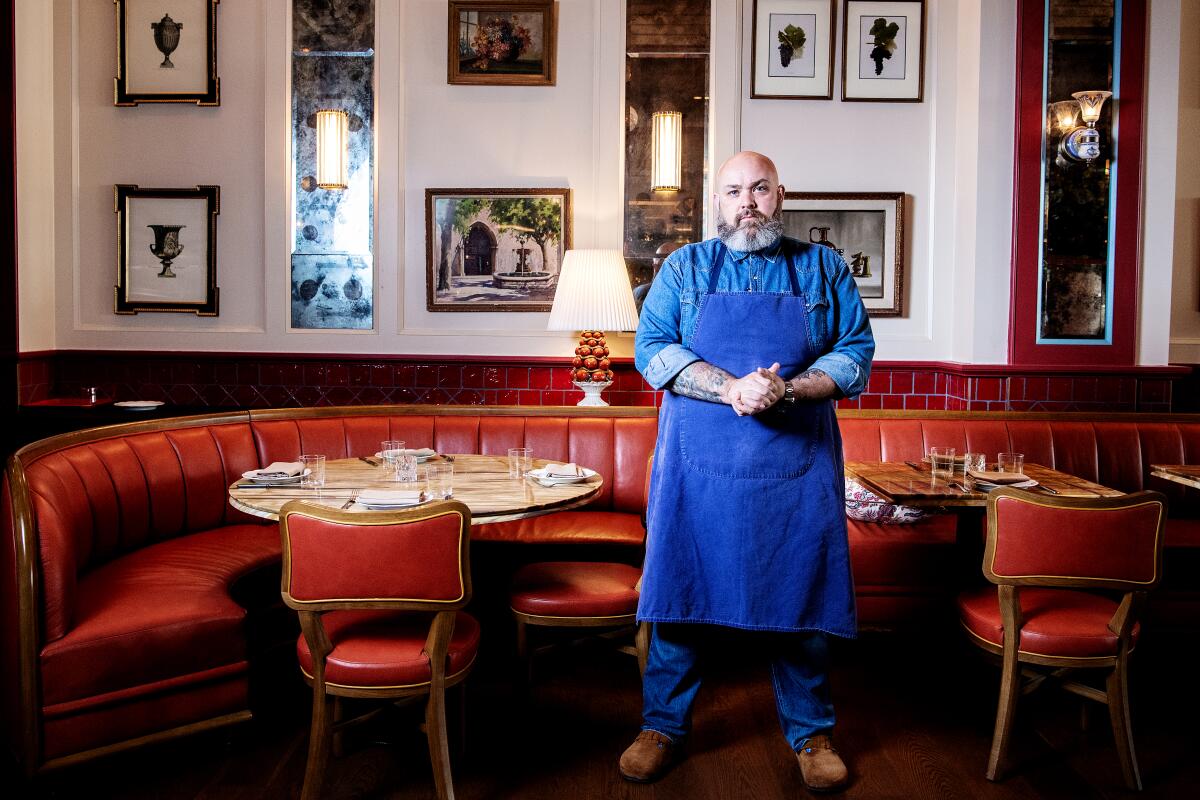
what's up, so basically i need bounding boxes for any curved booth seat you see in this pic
[4,405,1199,775]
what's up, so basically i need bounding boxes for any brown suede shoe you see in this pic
[619,729,679,783]
[796,735,849,793]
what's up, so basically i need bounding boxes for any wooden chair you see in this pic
[956,488,1166,791]
[508,454,653,682]
[280,500,478,800]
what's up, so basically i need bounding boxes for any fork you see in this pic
[340,491,360,510]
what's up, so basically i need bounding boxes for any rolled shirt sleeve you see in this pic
[809,255,874,399]
[635,257,701,390]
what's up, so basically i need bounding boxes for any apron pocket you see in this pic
[677,396,821,479]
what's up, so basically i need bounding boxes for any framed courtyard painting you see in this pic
[783,191,904,316]
[841,0,924,102]
[447,1,557,86]
[114,0,220,106]
[751,0,836,99]
[426,188,572,312]
[114,184,220,315]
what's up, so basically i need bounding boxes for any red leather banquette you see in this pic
[3,406,1197,776]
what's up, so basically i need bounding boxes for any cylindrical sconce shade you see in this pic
[650,111,682,192]
[547,250,640,332]
[315,109,349,190]
[1072,90,1112,126]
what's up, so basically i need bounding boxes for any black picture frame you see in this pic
[114,0,220,106]
[115,184,220,316]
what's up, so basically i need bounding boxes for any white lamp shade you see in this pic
[651,111,682,192]
[547,249,640,332]
[1072,90,1112,126]
[315,109,349,190]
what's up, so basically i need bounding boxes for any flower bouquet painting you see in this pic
[448,1,556,86]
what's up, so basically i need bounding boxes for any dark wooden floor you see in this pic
[15,626,1200,799]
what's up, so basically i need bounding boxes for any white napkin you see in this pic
[544,462,584,478]
[252,461,304,478]
[357,489,425,505]
[376,448,438,458]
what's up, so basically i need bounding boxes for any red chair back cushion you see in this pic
[990,494,1164,585]
[284,509,467,604]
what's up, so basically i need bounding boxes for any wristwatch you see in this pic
[781,380,796,405]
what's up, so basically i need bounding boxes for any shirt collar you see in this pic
[725,237,784,263]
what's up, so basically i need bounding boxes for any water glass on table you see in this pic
[928,447,956,480]
[508,447,532,478]
[300,454,326,488]
[998,452,1025,475]
[425,463,454,499]
[381,440,404,469]
[962,452,987,475]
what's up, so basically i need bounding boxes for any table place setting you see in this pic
[237,461,309,488]
[526,462,598,486]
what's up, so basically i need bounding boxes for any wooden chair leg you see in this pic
[426,686,456,800]
[332,696,345,757]
[987,648,1021,781]
[1106,656,1142,791]
[301,686,334,800]
[635,621,650,677]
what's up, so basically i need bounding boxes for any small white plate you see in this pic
[525,466,598,485]
[374,449,438,463]
[114,400,165,410]
[974,478,1039,491]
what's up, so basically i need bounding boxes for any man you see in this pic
[622,151,874,793]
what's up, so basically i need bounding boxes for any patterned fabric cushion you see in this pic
[844,479,927,525]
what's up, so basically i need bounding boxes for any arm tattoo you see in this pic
[669,361,736,403]
[791,368,839,401]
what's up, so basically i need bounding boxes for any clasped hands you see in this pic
[723,362,787,416]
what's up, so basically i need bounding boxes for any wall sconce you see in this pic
[315,109,349,190]
[1057,90,1111,163]
[650,111,682,192]
[547,249,640,406]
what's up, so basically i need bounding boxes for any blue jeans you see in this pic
[641,623,835,751]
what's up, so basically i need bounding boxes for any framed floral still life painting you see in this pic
[114,0,220,106]
[426,188,572,312]
[841,0,925,102]
[447,1,557,86]
[114,185,220,316]
[751,0,836,100]
[783,192,904,316]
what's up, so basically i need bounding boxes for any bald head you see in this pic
[713,151,785,252]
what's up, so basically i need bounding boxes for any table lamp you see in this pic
[547,249,640,406]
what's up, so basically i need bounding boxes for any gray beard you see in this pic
[717,212,784,252]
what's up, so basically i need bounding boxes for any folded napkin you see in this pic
[967,469,1026,485]
[357,489,424,505]
[543,462,584,478]
[376,448,438,458]
[251,461,304,478]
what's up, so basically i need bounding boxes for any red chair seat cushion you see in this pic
[475,511,644,546]
[39,523,280,708]
[510,561,641,618]
[956,586,1139,659]
[297,610,480,689]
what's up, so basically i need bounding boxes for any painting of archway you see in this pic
[464,222,496,275]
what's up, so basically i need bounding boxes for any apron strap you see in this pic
[707,241,802,296]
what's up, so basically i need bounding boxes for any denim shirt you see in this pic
[634,237,875,398]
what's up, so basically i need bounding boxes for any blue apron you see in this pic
[638,243,856,636]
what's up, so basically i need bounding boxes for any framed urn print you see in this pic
[751,0,836,99]
[426,188,572,312]
[114,0,220,106]
[114,185,220,315]
[782,192,904,316]
[448,1,557,86]
[841,0,924,102]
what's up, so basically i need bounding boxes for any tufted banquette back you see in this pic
[9,408,659,644]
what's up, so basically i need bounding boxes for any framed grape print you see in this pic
[841,0,925,102]
[751,0,836,99]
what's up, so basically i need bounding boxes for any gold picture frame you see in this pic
[447,1,557,87]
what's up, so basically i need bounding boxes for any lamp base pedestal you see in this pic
[572,380,613,407]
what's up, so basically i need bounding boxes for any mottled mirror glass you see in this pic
[1038,0,1115,342]
[624,0,709,298]
[290,0,375,330]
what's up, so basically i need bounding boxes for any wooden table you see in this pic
[229,455,603,524]
[844,461,1122,508]
[1150,464,1200,490]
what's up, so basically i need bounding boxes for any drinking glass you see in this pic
[508,447,532,478]
[998,452,1025,475]
[928,447,956,479]
[425,463,454,499]
[381,440,405,468]
[962,452,987,475]
[300,454,326,488]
